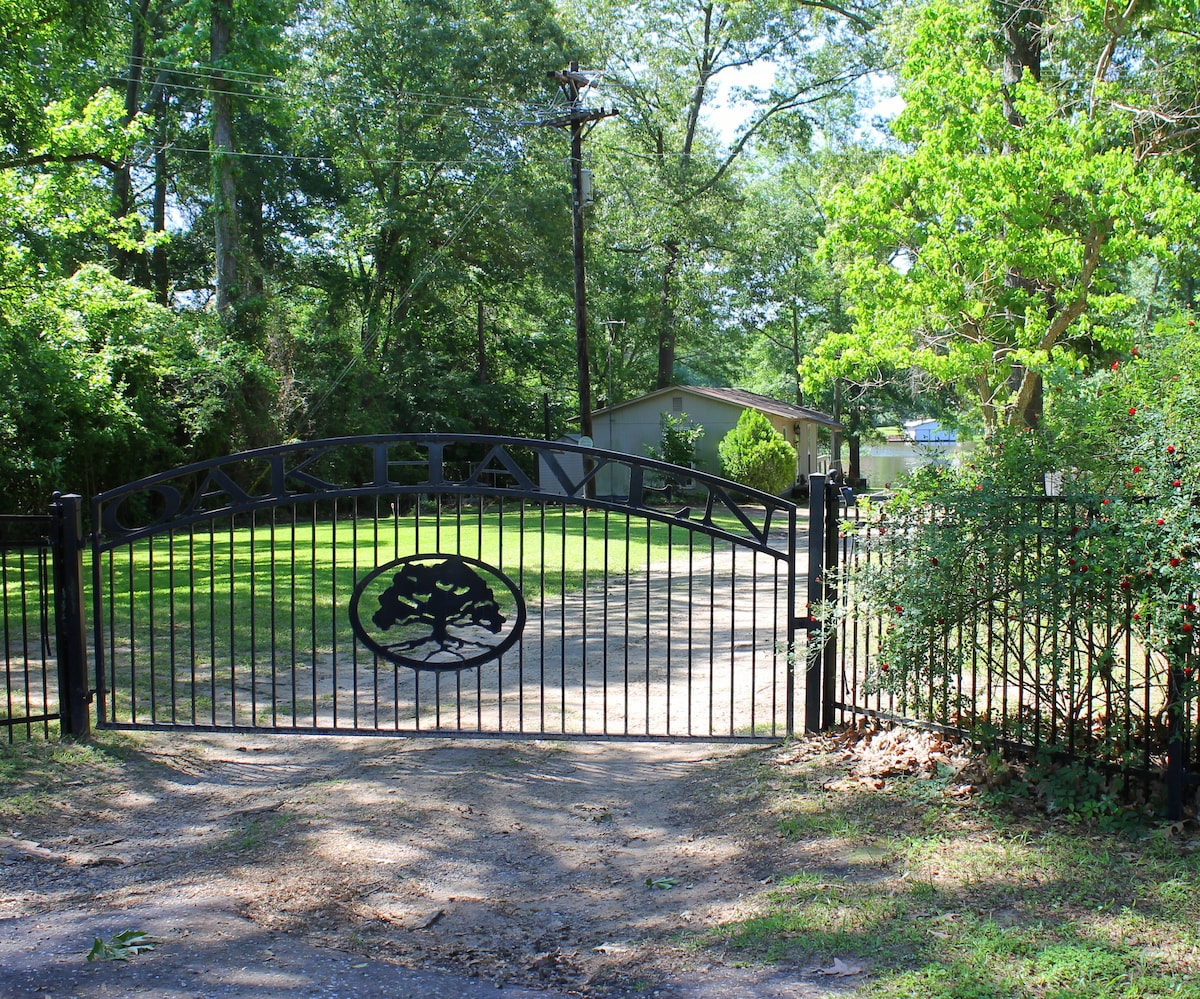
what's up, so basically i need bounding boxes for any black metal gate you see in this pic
[87,435,802,741]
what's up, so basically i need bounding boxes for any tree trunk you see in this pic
[656,241,680,388]
[112,0,151,282]
[848,435,862,484]
[151,87,169,305]
[210,0,241,318]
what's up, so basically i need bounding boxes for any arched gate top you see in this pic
[92,434,796,556]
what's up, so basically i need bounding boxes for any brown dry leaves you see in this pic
[781,719,978,797]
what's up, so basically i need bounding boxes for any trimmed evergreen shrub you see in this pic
[717,408,796,494]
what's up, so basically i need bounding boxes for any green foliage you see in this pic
[717,408,796,495]
[844,315,1200,775]
[648,412,703,470]
[805,0,1200,428]
[86,929,156,962]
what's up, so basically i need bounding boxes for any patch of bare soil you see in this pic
[1,733,869,999]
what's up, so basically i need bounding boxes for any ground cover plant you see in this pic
[704,723,1200,999]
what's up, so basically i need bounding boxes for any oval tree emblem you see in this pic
[350,554,526,671]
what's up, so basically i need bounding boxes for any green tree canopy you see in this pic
[803,0,1200,430]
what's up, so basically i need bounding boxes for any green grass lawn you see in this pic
[699,736,1200,999]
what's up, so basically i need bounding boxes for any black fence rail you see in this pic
[0,515,56,739]
[827,490,1198,815]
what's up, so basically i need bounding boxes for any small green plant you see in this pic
[648,412,704,471]
[645,874,680,889]
[717,408,796,495]
[86,929,156,962]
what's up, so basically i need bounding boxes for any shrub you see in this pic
[717,408,796,495]
[648,412,703,471]
[841,314,1200,784]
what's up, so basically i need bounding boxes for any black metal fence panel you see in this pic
[90,435,798,741]
[831,491,1198,806]
[0,515,57,739]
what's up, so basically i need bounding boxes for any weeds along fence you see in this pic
[0,515,58,740]
[831,493,1199,813]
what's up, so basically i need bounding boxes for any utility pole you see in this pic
[541,62,618,443]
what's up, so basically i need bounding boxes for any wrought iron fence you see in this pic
[0,515,57,739]
[830,492,1198,813]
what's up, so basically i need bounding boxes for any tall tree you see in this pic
[578,0,882,393]
[806,0,1200,430]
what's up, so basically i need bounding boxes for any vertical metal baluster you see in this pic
[665,521,673,737]
[413,497,423,732]
[475,493,483,733]
[707,533,715,737]
[750,549,758,738]
[602,508,610,735]
[434,500,443,731]
[106,549,116,725]
[168,530,177,725]
[187,527,197,725]
[496,496,505,734]
[622,512,631,736]
[539,501,547,736]
[351,499,360,731]
[728,545,737,737]
[249,512,257,728]
[309,503,318,729]
[289,506,298,724]
[581,505,588,734]
[270,508,279,729]
[128,543,137,723]
[229,517,238,727]
[207,525,217,726]
[559,503,568,733]
[687,528,696,737]
[331,499,339,730]
[645,518,653,737]
[147,534,157,723]
[517,499,527,734]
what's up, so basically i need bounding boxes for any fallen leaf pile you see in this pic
[780,720,979,798]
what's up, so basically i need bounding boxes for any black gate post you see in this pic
[805,473,841,733]
[821,472,840,730]
[50,493,91,738]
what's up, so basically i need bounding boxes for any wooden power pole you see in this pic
[542,63,618,443]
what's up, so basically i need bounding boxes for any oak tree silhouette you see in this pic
[372,557,506,659]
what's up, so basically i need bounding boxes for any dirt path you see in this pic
[1,734,858,999]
